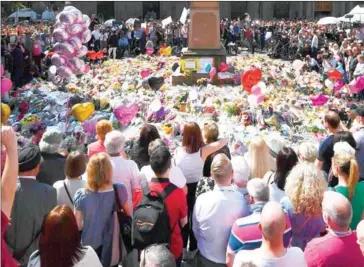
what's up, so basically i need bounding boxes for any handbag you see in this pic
[113,184,133,254]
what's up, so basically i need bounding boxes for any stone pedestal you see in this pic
[172,1,227,86]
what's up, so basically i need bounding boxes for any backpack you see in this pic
[132,182,176,250]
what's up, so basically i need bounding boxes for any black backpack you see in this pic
[132,182,176,250]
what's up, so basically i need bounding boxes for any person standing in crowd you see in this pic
[140,139,187,193]
[193,154,248,266]
[263,147,298,202]
[104,131,141,211]
[100,27,109,51]
[311,30,319,59]
[5,144,57,267]
[53,151,87,208]
[331,143,364,230]
[89,14,100,32]
[27,205,102,267]
[281,162,327,251]
[74,153,130,267]
[353,105,364,181]
[133,146,188,266]
[87,120,113,159]
[130,124,160,170]
[226,179,292,267]
[9,42,24,90]
[354,54,364,77]
[230,156,250,196]
[140,244,177,267]
[357,220,364,255]
[245,136,275,179]
[37,129,66,186]
[304,192,364,267]
[91,25,101,51]
[181,24,188,48]
[1,127,19,267]
[107,29,119,60]
[174,122,228,260]
[297,142,317,163]
[349,47,360,80]
[32,35,43,72]
[316,111,341,182]
[233,202,307,267]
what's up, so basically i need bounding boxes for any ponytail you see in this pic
[347,158,359,201]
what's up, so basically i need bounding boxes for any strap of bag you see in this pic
[63,181,74,206]
[113,184,122,211]
[141,182,150,196]
[160,183,177,199]
[13,229,42,261]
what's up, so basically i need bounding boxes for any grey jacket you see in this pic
[5,178,57,266]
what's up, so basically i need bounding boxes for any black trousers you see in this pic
[182,182,198,251]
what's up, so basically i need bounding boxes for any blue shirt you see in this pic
[118,37,129,47]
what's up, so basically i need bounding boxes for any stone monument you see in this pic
[172,1,227,85]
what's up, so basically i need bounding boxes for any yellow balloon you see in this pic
[1,103,11,124]
[72,102,95,122]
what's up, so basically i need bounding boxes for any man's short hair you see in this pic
[104,131,125,155]
[140,244,176,267]
[324,111,341,129]
[211,154,233,182]
[150,146,171,176]
[247,178,269,202]
[203,121,219,144]
[148,139,166,156]
[323,191,353,229]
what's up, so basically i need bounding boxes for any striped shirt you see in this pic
[227,202,292,255]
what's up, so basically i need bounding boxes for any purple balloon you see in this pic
[58,11,76,25]
[52,75,64,86]
[79,30,92,43]
[57,66,73,78]
[74,45,88,57]
[63,6,78,12]
[67,24,84,36]
[51,54,66,67]
[67,58,85,74]
[53,28,69,42]
[68,36,82,50]
[82,14,91,28]
[54,42,75,57]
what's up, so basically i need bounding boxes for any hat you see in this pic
[354,105,364,117]
[19,144,41,172]
[39,129,63,153]
[231,156,250,183]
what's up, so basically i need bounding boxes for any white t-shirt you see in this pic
[110,156,142,209]
[92,30,100,40]
[233,247,307,267]
[27,246,102,267]
[53,178,86,208]
[140,165,186,188]
[174,147,204,184]
[100,32,109,42]
[263,171,286,203]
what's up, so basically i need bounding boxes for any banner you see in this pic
[180,7,188,24]
[162,16,173,27]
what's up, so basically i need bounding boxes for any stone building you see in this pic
[19,1,364,21]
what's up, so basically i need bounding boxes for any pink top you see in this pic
[87,141,106,159]
[1,212,19,267]
[304,230,364,267]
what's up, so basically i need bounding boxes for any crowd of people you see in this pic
[1,103,364,267]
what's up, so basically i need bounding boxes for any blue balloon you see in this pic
[205,63,211,73]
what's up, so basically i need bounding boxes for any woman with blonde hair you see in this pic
[245,136,275,179]
[74,153,130,267]
[332,143,364,230]
[281,162,327,250]
[87,120,113,159]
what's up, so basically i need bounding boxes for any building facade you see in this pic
[23,1,364,21]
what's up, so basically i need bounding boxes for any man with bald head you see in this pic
[315,110,341,185]
[305,191,364,267]
[233,202,307,267]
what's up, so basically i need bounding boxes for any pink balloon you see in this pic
[1,64,4,76]
[68,36,82,50]
[357,76,364,91]
[74,45,88,57]
[67,58,84,73]
[82,64,90,74]
[67,24,84,36]
[70,10,83,23]
[140,68,151,78]
[310,94,329,106]
[146,48,154,55]
[51,54,66,67]
[247,94,263,107]
[82,14,91,28]
[53,28,70,42]
[209,67,217,80]
[79,30,92,43]
[82,118,97,134]
[57,66,73,78]
[54,42,75,57]
[1,78,12,94]
[63,6,78,12]
[113,103,139,126]
[58,11,76,25]
[251,85,261,96]
[52,75,64,86]
[333,80,344,91]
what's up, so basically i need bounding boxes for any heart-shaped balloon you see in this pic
[72,102,95,122]
[1,78,12,94]
[146,48,154,55]
[333,80,344,91]
[241,67,262,94]
[219,62,229,72]
[113,103,139,126]
[310,94,329,106]
[328,69,343,81]
[141,68,151,79]
[82,117,98,134]
[1,103,11,124]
